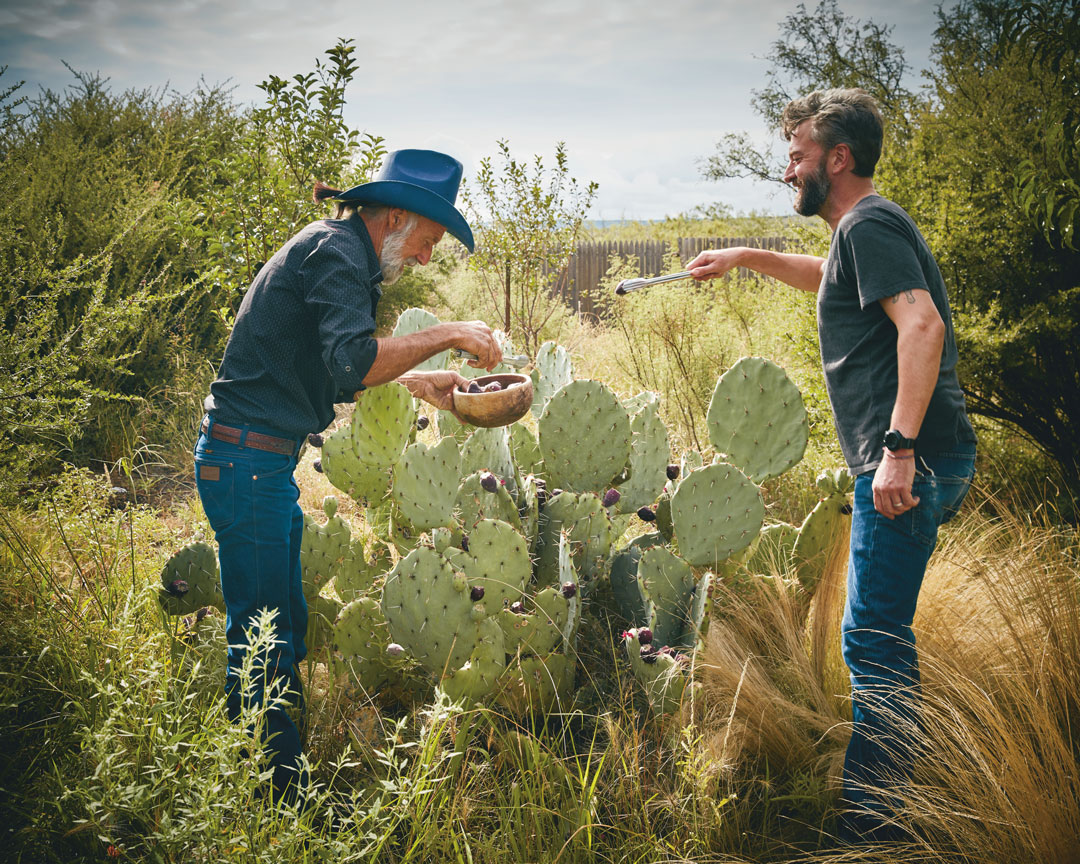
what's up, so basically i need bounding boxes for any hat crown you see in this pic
[375,149,464,206]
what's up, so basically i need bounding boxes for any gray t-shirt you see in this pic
[818,195,975,474]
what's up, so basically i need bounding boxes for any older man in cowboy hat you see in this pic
[195,149,499,805]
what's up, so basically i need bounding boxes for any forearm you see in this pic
[737,248,826,293]
[363,325,456,387]
[890,320,944,438]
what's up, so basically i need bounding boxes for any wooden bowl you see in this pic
[452,373,533,428]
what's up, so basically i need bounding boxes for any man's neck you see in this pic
[359,210,388,257]
[821,179,878,231]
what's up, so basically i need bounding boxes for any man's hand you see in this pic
[687,248,742,281]
[872,453,920,519]
[397,369,468,411]
[451,320,502,370]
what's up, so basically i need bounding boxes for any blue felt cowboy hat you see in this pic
[334,149,474,252]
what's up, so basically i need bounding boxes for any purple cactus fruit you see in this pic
[195,606,209,623]
[841,503,853,515]
[468,381,482,394]
[675,653,691,666]
[308,432,324,447]
[640,645,658,664]
[480,472,498,493]
[561,581,577,599]
[417,416,430,431]
[602,488,621,507]
[658,645,675,657]
[168,579,189,597]
[666,464,680,481]
[470,585,485,602]
[386,643,405,658]
[637,506,656,522]
[482,381,503,393]
[313,459,323,474]
[461,534,470,552]
[551,488,564,499]
[510,601,526,615]
[637,627,653,645]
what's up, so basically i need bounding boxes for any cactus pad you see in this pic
[393,307,448,372]
[301,496,352,600]
[392,436,461,530]
[616,398,670,513]
[671,462,764,567]
[531,341,574,417]
[538,380,632,493]
[706,357,808,483]
[158,540,223,616]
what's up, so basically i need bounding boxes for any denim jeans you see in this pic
[194,416,308,804]
[840,443,976,836]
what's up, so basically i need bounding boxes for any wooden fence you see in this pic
[558,236,787,317]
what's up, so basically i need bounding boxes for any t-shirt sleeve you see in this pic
[844,217,930,310]
[299,234,379,395]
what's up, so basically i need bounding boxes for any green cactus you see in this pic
[461,426,518,497]
[707,356,808,484]
[335,539,390,602]
[443,518,530,612]
[455,470,523,535]
[616,396,671,514]
[535,491,614,590]
[744,521,800,577]
[497,653,576,715]
[393,307,449,372]
[158,539,224,616]
[637,546,697,650]
[531,340,574,417]
[321,423,392,503]
[538,380,632,493]
[793,493,852,595]
[670,462,764,568]
[440,616,507,703]
[391,436,461,531]
[333,595,399,694]
[509,422,543,478]
[301,496,352,601]
[437,408,472,444]
[624,631,692,718]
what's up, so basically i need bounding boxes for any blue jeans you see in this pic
[840,444,975,836]
[194,416,308,804]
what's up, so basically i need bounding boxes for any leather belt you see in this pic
[200,418,298,456]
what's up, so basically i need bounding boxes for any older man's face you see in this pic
[380,212,446,285]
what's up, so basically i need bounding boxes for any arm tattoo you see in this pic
[889,288,917,305]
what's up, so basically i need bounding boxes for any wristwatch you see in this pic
[882,429,917,451]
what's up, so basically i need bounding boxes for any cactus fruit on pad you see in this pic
[538,380,632,493]
[461,426,517,496]
[531,341,574,418]
[455,471,523,534]
[616,398,671,514]
[392,436,461,531]
[671,462,764,568]
[393,308,448,372]
[706,357,808,484]
[624,631,691,717]
[499,585,576,657]
[443,519,530,612]
[638,547,696,650]
[382,547,484,675]
[159,540,223,616]
[301,496,351,600]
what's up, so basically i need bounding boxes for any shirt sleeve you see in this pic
[844,217,930,310]
[298,232,380,396]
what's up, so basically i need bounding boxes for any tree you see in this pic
[702,0,913,186]
[464,140,598,355]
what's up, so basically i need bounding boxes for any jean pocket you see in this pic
[905,474,971,546]
[195,456,236,531]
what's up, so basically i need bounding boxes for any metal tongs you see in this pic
[614,269,693,295]
[451,348,530,369]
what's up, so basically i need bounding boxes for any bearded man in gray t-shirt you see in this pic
[687,88,976,843]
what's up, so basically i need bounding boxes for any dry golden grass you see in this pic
[694,488,1080,862]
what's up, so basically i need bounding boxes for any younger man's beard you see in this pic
[793,160,830,217]
[379,215,419,285]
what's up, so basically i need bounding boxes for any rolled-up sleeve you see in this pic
[299,233,380,398]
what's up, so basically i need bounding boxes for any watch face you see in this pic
[883,430,913,450]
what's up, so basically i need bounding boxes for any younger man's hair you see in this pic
[781,88,884,177]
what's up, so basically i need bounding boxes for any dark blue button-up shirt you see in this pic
[205,217,383,437]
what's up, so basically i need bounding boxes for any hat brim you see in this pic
[336,180,474,252]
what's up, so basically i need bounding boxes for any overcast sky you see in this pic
[0,0,947,220]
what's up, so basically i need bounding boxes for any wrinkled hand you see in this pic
[687,248,741,281]
[398,369,469,411]
[872,454,920,519]
[452,320,502,370]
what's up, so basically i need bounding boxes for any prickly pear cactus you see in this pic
[616,396,671,514]
[455,471,523,534]
[461,426,518,496]
[443,518,530,612]
[707,356,808,484]
[538,380,632,493]
[301,496,351,600]
[670,462,764,568]
[158,539,224,616]
[393,307,448,372]
[440,617,506,703]
[320,423,392,503]
[623,630,692,718]
[535,491,614,590]
[391,436,461,531]
[509,423,543,478]
[793,489,852,594]
[531,341,574,417]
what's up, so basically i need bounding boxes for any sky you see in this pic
[0,0,947,220]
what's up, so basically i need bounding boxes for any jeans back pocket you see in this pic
[195,456,236,531]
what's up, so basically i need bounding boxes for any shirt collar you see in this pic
[340,215,384,289]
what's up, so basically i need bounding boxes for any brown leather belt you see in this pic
[201,418,298,456]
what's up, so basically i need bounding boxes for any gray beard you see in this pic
[379,215,419,285]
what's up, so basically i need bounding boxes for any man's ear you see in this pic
[387,207,407,231]
[830,143,853,175]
